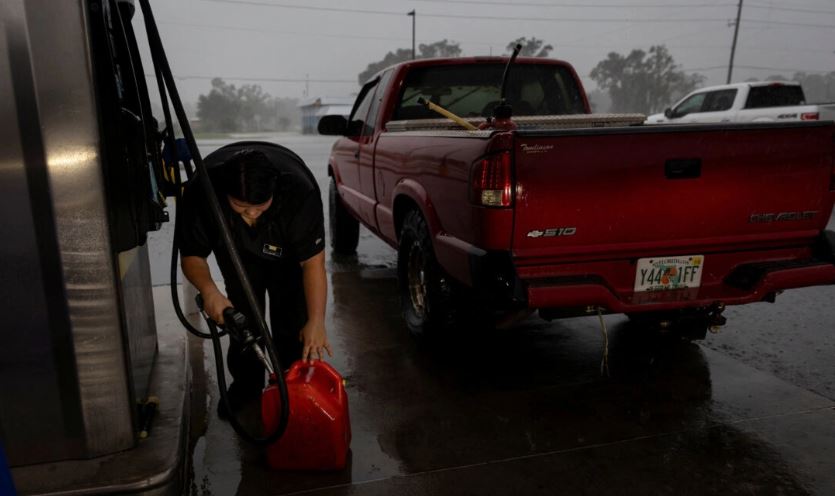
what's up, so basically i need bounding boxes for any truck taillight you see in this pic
[801,112,819,121]
[471,151,512,207]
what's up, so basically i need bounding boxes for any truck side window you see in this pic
[702,89,737,112]
[672,93,706,118]
[348,79,379,136]
[745,85,805,109]
[365,69,393,133]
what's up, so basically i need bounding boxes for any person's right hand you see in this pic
[203,290,233,324]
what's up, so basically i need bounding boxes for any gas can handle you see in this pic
[313,361,345,404]
[286,360,305,379]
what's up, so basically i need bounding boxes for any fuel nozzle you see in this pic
[195,294,273,373]
[195,293,256,348]
[222,307,258,351]
[222,308,273,374]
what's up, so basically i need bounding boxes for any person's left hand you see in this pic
[299,319,333,362]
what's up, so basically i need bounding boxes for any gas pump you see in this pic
[0,0,179,492]
[1,0,348,491]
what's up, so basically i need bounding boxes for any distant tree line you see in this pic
[590,45,704,114]
[197,78,299,133]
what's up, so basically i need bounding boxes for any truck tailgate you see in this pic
[512,122,835,263]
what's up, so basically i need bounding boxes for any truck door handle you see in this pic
[354,150,360,159]
[665,159,701,179]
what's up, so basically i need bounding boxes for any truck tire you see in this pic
[397,210,459,338]
[329,176,359,254]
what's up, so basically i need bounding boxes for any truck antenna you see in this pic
[495,43,522,120]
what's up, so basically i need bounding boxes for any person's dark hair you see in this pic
[222,149,277,204]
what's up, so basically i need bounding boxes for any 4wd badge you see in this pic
[527,227,576,238]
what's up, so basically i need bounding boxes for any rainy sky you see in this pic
[134,0,835,104]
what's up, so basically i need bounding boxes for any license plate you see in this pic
[634,255,704,292]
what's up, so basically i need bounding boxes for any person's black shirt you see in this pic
[176,143,325,282]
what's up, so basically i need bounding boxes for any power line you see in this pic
[684,65,835,74]
[755,0,835,5]
[144,73,356,83]
[156,20,508,47]
[412,0,835,15]
[199,0,730,23]
[157,20,418,44]
[154,18,835,57]
[666,43,835,55]
[743,18,835,29]
[410,0,734,8]
[737,65,834,74]
[747,0,835,14]
[199,0,404,16]
[746,2,835,15]
[199,0,835,27]
[657,25,730,43]
[159,18,832,55]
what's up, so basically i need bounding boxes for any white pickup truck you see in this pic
[646,81,835,124]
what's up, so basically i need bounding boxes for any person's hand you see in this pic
[299,319,333,362]
[203,290,233,324]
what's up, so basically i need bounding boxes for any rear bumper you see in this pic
[458,230,835,313]
[518,231,835,314]
[526,261,835,313]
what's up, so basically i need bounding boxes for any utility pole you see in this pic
[407,10,416,60]
[726,0,743,84]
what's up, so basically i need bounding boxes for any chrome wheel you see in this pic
[407,243,427,318]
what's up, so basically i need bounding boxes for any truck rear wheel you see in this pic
[329,176,359,254]
[397,210,459,338]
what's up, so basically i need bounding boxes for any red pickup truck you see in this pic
[320,56,835,339]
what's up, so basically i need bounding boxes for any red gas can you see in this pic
[261,360,351,470]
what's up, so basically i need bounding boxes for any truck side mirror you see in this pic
[318,115,348,136]
[664,108,673,119]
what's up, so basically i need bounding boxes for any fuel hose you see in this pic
[137,0,289,445]
[146,46,211,339]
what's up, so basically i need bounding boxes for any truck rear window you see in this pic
[744,85,806,109]
[393,63,586,120]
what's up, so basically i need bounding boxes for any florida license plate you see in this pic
[634,255,704,292]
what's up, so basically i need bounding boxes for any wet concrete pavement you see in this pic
[148,134,835,495]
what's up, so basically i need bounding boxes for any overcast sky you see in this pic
[134,0,835,105]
